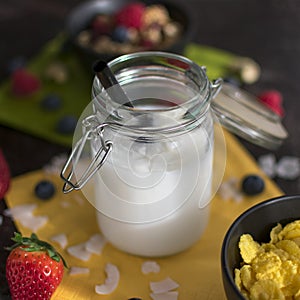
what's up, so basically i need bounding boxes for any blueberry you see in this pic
[112,26,128,43]
[241,175,265,195]
[35,180,56,200]
[56,115,78,134]
[41,94,62,111]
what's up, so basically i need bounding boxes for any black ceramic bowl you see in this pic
[65,0,194,66]
[221,194,300,300]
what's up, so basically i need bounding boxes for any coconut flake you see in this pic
[4,203,37,219]
[276,156,300,180]
[218,177,243,202]
[150,277,179,294]
[258,153,277,178]
[51,233,68,249]
[67,242,92,261]
[69,266,90,276]
[150,291,179,300]
[141,261,161,274]
[20,215,48,232]
[4,203,48,232]
[43,153,68,175]
[85,234,106,255]
[95,263,120,295]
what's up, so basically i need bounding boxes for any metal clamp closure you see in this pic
[60,122,112,194]
[211,78,223,99]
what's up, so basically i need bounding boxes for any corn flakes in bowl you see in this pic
[221,195,300,300]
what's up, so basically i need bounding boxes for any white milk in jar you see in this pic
[88,52,219,257]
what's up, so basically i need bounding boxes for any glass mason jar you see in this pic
[61,51,287,257]
[91,52,219,256]
[89,52,221,257]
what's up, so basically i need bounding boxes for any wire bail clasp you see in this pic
[211,78,223,99]
[60,119,112,194]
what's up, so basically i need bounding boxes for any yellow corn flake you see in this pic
[278,220,300,241]
[252,252,282,283]
[260,242,276,252]
[292,237,300,247]
[284,228,300,240]
[276,240,300,260]
[241,290,251,300]
[280,260,298,287]
[270,223,282,243]
[281,268,300,297]
[240,265,256,290]
[249,280,285,300]
[239,234,261,264]
[235,268,251,299]
[235,220,300,300]
[234,268,243,291]
[271,247,290,262]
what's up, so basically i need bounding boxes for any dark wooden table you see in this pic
[0,0,299,298]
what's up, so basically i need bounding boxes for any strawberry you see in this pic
[0,148,10,199]
[6,232,67,300]
[11,68,41,96]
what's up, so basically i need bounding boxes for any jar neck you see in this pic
[91,52,212,134]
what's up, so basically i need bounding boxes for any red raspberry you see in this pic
[258,90,284,117]
[11,68,40,96]
[0,149,10,199]
[115,2,145,29]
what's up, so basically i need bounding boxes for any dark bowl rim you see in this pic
[221,194,300,299]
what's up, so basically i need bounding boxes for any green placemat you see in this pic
[0,35,92,146]
[0,37,246,147]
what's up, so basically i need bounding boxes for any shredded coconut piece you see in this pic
[95,263,120,295]
[4,204,48,232]
[276,156,300,180]
[69,266,90,276]
[258,153,277,178]
[150,277,179,294]
[20,215,48,232]
[4,203,37,219]
[218,177,243,202]
[85,234,106,255]
[150,291,179,300]
[67,242,92,261]
[141,261,160,274]
[67,233,107,261]
[51,233,68,249]
[258,154,300,180]
[43,153,68,175]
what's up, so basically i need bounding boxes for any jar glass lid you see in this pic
[211,83,288,150]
